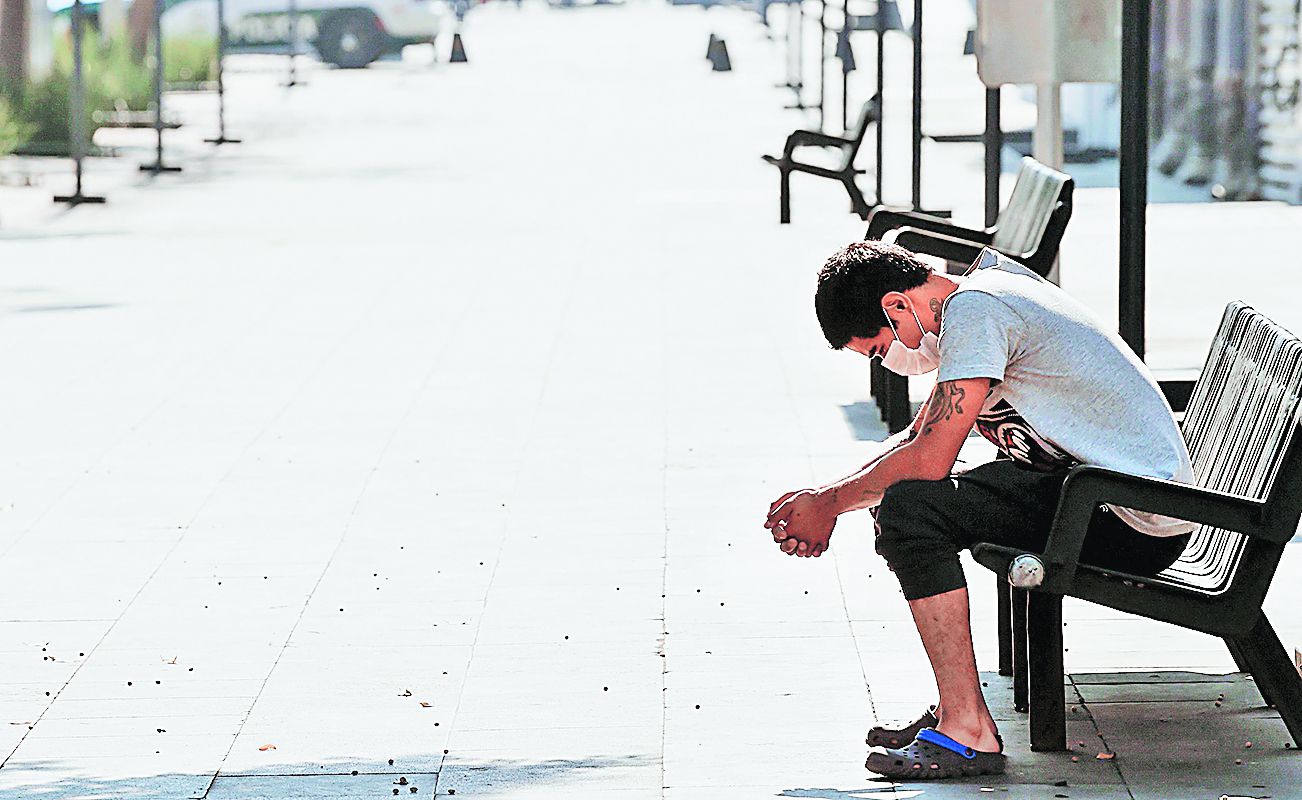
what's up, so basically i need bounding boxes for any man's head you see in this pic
[815,241,937,358]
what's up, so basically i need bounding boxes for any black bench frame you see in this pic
[975,304,1302,752]
[762,96,879,224]
[864,160,1074,433]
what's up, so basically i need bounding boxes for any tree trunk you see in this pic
[126,0,155,61]
[0,0,28,96]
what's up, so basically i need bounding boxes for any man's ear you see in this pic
[880,291,909,315]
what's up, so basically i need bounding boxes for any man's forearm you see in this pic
[815,440,951,516]
[820,397,928,501]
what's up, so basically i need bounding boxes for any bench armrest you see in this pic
[1037,466,1273,593]
[890,228,990,265]
[865,206,991,243]
[785,129,852,155]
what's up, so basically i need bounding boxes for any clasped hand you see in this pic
[764,489,836,558]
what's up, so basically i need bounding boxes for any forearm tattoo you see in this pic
[921,381,966,436]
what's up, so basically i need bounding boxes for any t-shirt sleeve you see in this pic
[937,290,1021,383]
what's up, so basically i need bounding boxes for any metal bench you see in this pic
[865,157,1074,432]
[973,302,1302,752]
[762,96,879,224]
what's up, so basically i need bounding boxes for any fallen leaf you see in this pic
[419,702,431,708]
[258,744,277,751]
[1096,752,1115,760]
[399,689,412,697]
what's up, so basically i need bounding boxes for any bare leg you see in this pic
[908,587,1001,752]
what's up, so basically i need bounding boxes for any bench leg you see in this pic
[841,174,872,219]
[1011,587,1029,713]
[1223,637,1251,674]
[1027,591,1067,752]
[997,577,1013,677]
[1234,613,1302,746]
[869,360,887,422]
[869,362,911,432]
[779,168,791,224]
[885,372,910,433]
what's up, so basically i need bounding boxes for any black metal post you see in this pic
[983,87,1001,227]
[54,0,105,205]
[285,0,301,87]
[875,0,885,204]
[836,3,855,132]
[817,0,827,130]
[785,1,811,110]
[910,0,922,210]
[140,0,181,174]
[205,0,241,145]
[1120,0,1150,359]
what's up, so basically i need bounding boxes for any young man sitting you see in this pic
[764,243,1195,779]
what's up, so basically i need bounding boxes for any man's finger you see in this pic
[767,491,799,518]
[812,544,825,558]
[796,541,808,557]
[781,537,799,554]
[772,525,789,542]
[765,496,797,529]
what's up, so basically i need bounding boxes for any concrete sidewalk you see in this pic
[0,2,1298,798]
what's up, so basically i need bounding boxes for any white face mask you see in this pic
[879,303,941,376]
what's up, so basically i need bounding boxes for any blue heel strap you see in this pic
[916,728,978,760]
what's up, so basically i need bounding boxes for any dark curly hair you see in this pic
[815,241,932,349]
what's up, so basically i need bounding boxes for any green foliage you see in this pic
[11,32,215,152]
[0,97,34,158]
[164,37,218,85]
[11,70,87,151]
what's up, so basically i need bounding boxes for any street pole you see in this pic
[817,0,827,129]
[910,0,922,210]
[285,0,301,87]
[1119,0,1150,359]
[785,1,810,110]
[140,0,181,174]
[983,87,1001,228]
[54,0,106,205]
[875,0,884,204]
[205,0,242,145]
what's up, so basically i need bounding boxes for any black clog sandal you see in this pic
[864,705,939,748]
[865,728,1006,780]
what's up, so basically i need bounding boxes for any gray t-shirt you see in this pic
[938,249,1195,537]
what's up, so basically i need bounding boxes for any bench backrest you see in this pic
[838,97,879,168]
[1157,302,1302,598]
[990,158,1073,259]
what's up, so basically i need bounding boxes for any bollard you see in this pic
[140,0,182,174]
[53,0,106,205]
[450,31,468,63]
[204,0,242,145]
[707,36,731,72]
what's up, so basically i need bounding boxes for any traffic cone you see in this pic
[450,32,468,63]
[706,33,717,60]
[707,36,731,72]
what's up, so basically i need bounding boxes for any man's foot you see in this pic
[934,717,1001,754]
[865,728,1006,780]
[865,705,939,748]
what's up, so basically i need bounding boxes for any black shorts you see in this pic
[871,459,1190,601]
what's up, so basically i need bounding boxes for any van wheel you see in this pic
[316,12,385,68]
